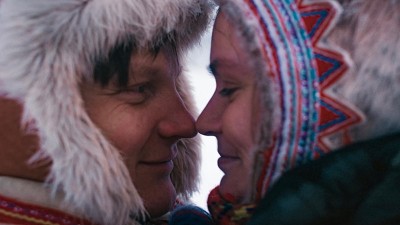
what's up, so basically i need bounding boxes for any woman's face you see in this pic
[81,49,197,217]
[196,12,259,201]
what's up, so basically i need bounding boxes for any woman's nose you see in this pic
[158,94,197,139]
[196,95,222,136]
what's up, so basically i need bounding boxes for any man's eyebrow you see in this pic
[128,66,162,83]
[133,63,181,80]
[136,66,160,76]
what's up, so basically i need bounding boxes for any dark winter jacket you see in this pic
[249,132,400,225]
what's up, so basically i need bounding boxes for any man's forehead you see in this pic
[130,50,181,78]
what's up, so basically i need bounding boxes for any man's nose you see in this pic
[158,94,197,139]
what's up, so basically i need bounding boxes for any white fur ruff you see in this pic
[0,0,210,224]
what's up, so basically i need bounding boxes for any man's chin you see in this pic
[142,180,177,218]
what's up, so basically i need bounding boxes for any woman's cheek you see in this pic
[225,100,254,144]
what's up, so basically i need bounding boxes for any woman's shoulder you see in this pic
[248,132,400,225]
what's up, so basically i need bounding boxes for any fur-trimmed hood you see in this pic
[0,0,212,224]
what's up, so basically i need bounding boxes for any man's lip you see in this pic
[138,160,174,173]
[139,160,173,165]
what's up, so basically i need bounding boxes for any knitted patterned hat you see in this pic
[208,0,364,223]
[0,0,211,224]
[245,0,365,197]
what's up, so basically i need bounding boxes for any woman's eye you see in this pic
[219,87,238,97]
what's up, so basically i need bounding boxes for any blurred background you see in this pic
[185,25,223,211]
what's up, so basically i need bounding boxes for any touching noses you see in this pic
[158,92,197,139]
[196,94,222,136]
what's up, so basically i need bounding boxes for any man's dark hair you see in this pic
[93,38,179,88]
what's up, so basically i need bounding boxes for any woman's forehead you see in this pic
[211,12,252,67]
[213,11,236,39]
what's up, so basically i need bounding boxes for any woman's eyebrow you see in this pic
[208,59,242,78]
[208,61,218,77]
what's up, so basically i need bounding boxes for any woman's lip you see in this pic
[217,156,240,172]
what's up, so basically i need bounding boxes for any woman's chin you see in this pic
[219,174,246,203]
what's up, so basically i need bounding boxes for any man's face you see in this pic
[81,49,197,217]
